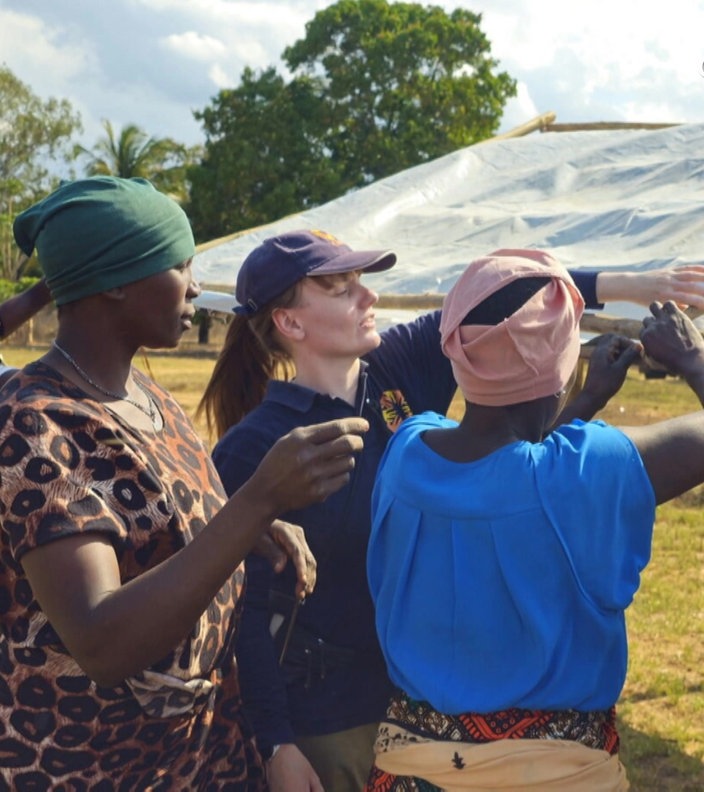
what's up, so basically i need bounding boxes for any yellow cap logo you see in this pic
[310,229,344,246]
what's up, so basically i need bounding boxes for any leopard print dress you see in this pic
[0,362,266,791]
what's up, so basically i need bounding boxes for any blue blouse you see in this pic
[368,413,655,714]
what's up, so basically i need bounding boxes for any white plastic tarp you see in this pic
[193,122,704,323]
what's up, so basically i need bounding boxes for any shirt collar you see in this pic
[264,360,370,413]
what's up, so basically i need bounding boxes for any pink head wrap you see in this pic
[439,249,585,406]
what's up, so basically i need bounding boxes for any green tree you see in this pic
[284,0,516,186]
[0,66,82,277]
[188,67,342,241]
[188,0,516,240]
[75,120,200,204]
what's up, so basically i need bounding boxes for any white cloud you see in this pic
[133,0,312,35]
[162,31,227,61]
[1,0,704,151]
[208,63,233,89]
[479,0,704,128]
[0,10,95,90]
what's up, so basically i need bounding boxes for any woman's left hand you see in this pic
[580,333,643,407]
[252,520,317,600]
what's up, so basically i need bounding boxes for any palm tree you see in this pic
[74,120,201,204]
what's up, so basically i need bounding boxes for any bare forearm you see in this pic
[629,302,704,502]
[0,280,51,338]
[595,272,638,304]
[29,485,277,686]
[681,369,704,407]
[99,488,276,683]
[24,417,366,686]
[625,413,704,504]
[596,267,704,309]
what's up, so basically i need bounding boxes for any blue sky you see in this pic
[1,0,703,150]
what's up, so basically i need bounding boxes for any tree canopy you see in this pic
[188,67,343,242]
[285,0,516,185]
[0,65,82,277]
[188,0,515,241]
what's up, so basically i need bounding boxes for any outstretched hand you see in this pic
[597,265,704,310]
[640,301,704,379]
[245,417,369,518]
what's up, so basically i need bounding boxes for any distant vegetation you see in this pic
[0,0,516,274]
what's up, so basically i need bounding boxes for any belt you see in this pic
[280,623,372,688]
[269,589,381,688]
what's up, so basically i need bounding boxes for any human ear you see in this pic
[271,307,305,341]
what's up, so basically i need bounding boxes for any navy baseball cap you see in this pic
[231,229,397,315]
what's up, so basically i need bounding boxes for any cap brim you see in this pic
[193,290,238,314]
[311,249,397,276]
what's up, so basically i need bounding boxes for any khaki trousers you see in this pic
[296,722,378,792]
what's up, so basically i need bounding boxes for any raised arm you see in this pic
[595,265,704,310]
[0,279,51,338]
[638,301,704,404]
[621,302,704,503]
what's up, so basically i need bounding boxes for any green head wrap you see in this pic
[13,176,195,306]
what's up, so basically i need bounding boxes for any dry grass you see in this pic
[3,341,703,790]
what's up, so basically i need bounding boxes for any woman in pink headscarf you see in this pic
[366,248,704,791]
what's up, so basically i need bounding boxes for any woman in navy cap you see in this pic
[0,181,367,790]
[197,227,704,791]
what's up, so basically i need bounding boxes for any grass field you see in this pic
[2,343,703,791]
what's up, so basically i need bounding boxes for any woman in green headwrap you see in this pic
[0,176,368,790]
